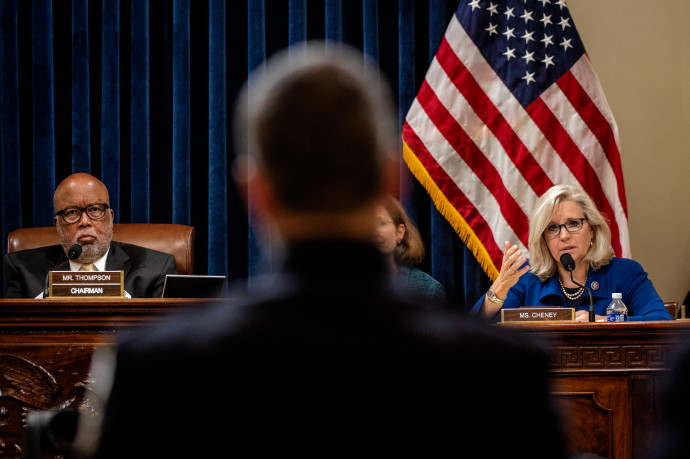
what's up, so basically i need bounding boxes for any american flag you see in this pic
[402,0,629,280]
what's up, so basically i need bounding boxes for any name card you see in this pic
[48,271,125,298]
[501,307,575,323]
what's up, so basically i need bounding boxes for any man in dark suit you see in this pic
[3,173,176,298]
[79,43,566,458]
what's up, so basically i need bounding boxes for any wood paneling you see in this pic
[505,321,690,459]
[0,298,222,456]
[0,302,687,458]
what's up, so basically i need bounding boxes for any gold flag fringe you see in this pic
[402,141,499,281]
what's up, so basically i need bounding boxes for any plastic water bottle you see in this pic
[606,293,628,322]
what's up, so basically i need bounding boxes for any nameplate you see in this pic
[501,307,575,323]
[48,271,125,298]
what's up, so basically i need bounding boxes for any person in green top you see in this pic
[374,195,447,306]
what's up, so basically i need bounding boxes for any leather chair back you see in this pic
[664,301,679,320]
[6,224,195,275]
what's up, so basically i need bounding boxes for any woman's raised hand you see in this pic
[491,241,530,299]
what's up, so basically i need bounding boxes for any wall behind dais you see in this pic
[569,1,690,306]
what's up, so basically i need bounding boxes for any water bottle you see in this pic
[606,293,628,322]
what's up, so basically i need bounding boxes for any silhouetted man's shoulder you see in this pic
[97,285,564,458]
[655,340,690,459]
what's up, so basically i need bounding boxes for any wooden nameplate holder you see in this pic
[501,307,575,323]
[48,270,125,298]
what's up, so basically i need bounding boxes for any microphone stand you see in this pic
[43,272,50,298]
[568,271,594,322]
[44,244,83,299]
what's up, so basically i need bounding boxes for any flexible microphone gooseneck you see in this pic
[45,244,83,298]
[560,253,594,322]
[43,273,50,298]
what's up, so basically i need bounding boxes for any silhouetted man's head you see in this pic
[235,42,397,215]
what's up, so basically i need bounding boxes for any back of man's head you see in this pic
[235,42,397,213]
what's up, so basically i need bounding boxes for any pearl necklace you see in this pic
[559,273,588,301]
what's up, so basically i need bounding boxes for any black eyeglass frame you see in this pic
[55,203,110,224]
[543,217,587,238]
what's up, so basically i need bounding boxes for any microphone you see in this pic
[67,244,82,260]
[560,253,594,322]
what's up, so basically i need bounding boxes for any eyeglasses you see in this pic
[544,218,587,238]
[56,203,110,224]
[376,219,395,228]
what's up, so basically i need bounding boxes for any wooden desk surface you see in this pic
[0,297,226,329]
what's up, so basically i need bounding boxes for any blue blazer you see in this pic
[472,257,672,321]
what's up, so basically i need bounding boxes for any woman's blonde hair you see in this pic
[528,184,615,281]
[380,196,425,266]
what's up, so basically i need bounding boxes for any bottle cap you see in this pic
[612,292,622,299]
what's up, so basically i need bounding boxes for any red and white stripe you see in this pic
[402,14,629,280]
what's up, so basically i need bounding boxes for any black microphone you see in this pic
[67,244,82,260]
[560,253,594,322]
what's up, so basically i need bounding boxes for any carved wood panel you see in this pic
[0,298,218,457]
[550,345,672,371]
[0,341,110,457]
[551,375,631,458]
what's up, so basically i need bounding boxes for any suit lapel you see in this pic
[48,248,70,271]
[106,242,132,277]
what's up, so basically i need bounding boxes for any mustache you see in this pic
[74,228,99,240]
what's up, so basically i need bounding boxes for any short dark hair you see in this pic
[235,43,396,212]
